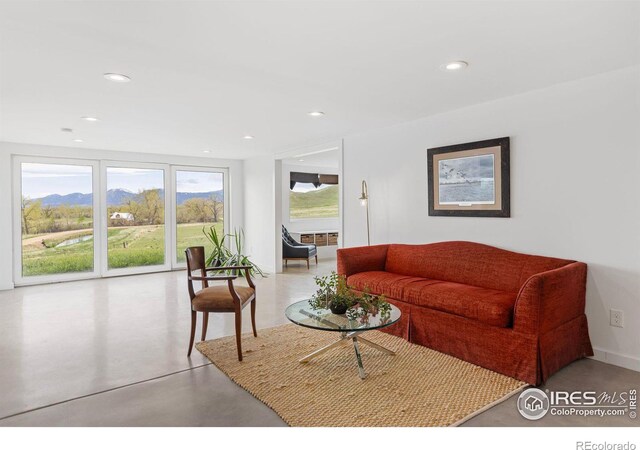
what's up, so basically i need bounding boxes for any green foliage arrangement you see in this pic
[203,226,266,277]
[309,271,390,318]
[346,291,392,324]
[309,271,354,313]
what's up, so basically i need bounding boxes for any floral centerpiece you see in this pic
[309,271,391,321]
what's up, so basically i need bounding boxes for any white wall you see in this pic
[342,66,640,370]
[281,163,340,260]
[0,141,244,290]
[0,150,13,290]
[243,156,277,273]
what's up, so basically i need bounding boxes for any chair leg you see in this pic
[201,312,209,341]
[307,258,310,269]
[315,255,318,265]
[187,310,196,356]
[251,299,257,337]
[235,309,243,361]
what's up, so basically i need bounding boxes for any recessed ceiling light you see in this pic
[202,150,211,153]
[243,135,254,140]
[103,73,131,82]
[61,127,73,133]
[81,116,99,122]
[298,159,305,162]
[308,111,325,117]
[443,61,468,71]
[73,139,84,143]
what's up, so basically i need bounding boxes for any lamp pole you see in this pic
[359,180,370,246]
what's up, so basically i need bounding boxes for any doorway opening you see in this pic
[275,143,343,271]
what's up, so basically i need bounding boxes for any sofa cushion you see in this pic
[384,241,574,293]
[403,281,517,328]
[347,271,426,299]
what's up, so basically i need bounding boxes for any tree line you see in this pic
[21,196,92,235]
[22,189,224,236]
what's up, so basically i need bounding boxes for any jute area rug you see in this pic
[196,324,526,427]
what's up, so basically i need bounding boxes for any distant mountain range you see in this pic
[33,189,224,207]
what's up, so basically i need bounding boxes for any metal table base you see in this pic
[299,330,395,379]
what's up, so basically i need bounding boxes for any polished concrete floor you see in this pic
[0,260,637,426]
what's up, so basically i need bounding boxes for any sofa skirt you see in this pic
[361,294,592,386]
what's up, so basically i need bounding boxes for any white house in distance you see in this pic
[110,212,134,222]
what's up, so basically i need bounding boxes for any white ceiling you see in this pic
[1,1,638,160]
[283,148,340,169]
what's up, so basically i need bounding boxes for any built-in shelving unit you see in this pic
[299,231,339,247]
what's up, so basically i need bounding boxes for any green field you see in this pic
[290,185,339,219]
[21,222,223,276]
[176,222,223,263]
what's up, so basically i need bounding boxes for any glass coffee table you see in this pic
[284,299,401,379]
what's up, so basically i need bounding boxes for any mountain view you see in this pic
[32,189,224,207]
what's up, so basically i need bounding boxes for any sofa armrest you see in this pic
[337,244,389,277]
[513,262,587,335]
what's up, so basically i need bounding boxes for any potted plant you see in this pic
[202,226,266,277]
[309,272,354,314]
[203,226,230,267]
[309,271,390,317]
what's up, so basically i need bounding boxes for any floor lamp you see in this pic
[358,180,370,246]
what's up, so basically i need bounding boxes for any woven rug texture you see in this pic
[196,324,525,427]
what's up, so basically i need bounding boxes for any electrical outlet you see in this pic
[610,309,624,328]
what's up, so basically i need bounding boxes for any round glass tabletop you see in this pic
[285,298,401,332]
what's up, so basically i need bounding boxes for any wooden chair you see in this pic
[185,246,257,361]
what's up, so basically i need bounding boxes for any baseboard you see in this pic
[591,347,640,372]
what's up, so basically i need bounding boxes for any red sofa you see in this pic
[337,241,593,385]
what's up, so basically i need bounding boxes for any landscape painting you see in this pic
[438,154,495,205]
[427,137,510,217]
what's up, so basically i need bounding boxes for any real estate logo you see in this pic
[517,388,637,421]
[517,388,550,420]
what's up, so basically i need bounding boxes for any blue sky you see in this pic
[21,164,224,198]
[22,163,92,198]
[176,170,223,193]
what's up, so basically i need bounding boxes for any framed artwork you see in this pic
[427,137,510,217]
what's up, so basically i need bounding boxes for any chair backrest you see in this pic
[185,246,208,298]
[282,226,295,245]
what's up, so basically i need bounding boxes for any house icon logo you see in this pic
[517,388,550,420]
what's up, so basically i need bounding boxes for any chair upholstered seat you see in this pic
[192,285,255,311]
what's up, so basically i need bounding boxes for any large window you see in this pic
[14,157,228,285]
[105,166,166,270]
[289,172,339,219]
[19,162,96,278]
[174,169,225,264]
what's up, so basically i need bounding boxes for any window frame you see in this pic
[12,156,231,285]
[100,161,172,277]
[170,165,230,269]
[12,155,102,286]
